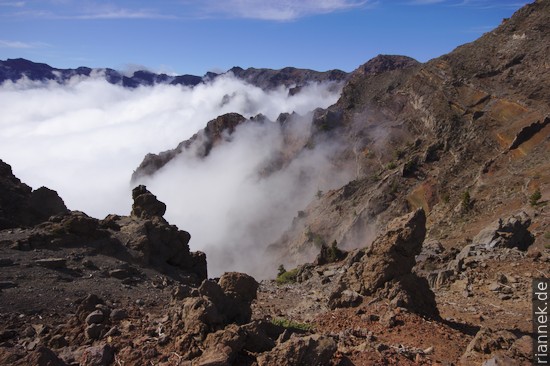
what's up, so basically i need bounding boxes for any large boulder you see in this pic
[256,334,337,366]
[333,209,439,316]
[130,185,166,219]
[472,211,534,250]
[341,209,426,294]
[0,160,67,229]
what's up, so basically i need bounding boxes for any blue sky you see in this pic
[0,0,529,75]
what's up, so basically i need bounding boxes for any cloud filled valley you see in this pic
[0,73,350,277]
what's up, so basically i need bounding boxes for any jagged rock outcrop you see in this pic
[130,185,167,219]
[228,66,348,90]
[0,159,68,229]
[332,209,438,316]
[131,113,247,181]
[0,167,206,282]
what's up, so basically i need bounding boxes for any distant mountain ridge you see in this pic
[0,58,349,89]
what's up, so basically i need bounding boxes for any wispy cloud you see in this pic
[0,39,48,48]
[406,0,528,8]
[0,1,25,7]
[407,0,445,5]
[1,2,175,20]
[70,8,176,20]
[192,0,370,21]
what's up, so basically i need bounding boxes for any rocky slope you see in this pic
[0,58,348,90]
[1,161,544,365]
[1,1,550,365]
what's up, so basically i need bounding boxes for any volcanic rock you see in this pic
[131,185,166,219]
[256,334,337,366]
[472,211,534,250]
[0,159,67,229]
[333,208,438,316]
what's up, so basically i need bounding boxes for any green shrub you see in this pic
[277,264,286,277]
[394,148,406,160]
[530,189,542,207]
[327,240,344,263]
[271,318,313,331]
[276,268,299,285]
[462,190,472,211]
[386,162,397,170]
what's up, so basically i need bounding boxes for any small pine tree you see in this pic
[277,264,286,277]
[462,190,471,211]
[530,189,542,207]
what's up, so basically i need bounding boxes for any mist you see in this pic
[0,73,350,278]
[138,113,354,278]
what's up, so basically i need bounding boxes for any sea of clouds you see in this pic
[0,73,351,277]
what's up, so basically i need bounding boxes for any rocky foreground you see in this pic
[0,157,548,365]
[2,1,550,365]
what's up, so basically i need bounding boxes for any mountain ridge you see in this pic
[0,58,349,90]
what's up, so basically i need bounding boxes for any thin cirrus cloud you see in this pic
[0,1,25,6]
[0,1,174,20]
[190,0,370,21]
[407,0,528,8]
[0,39,48,48]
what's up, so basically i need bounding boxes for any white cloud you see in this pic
[0,39,48,48]
[0,74,345,277]
[71,8,175,20]
[408,0,529,8]
[0,1,25,6]
[194,0,370,21]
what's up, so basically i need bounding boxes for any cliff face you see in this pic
[130,0,550,269]
[266,0,550,267]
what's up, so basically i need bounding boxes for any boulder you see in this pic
[80,344,114,366]
[218,272,258,303]
[180,296,224,337]
[28,187,68,221]
[473,211,534,250]
[257,334,337,366]
[195,324,246,366]
[461,327,517,364]
[333,209,438,316]
[0,159,67,229]
[17,346,66,366]
[131,185,166,219]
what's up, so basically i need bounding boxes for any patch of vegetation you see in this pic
[441,192,450,204]
[316,189,324,199]
[305,227,326,248]
[327,240,344,263]
[530,189,542,207]
[271,318,313,331]
[462,190,472,212]
[297,210,307,219]
[394,148,406,160]
[275,267,299,285]
[386,161,397,170]
[389,180,399,195]
[403,159,418,177]
[277,264,286,277]
[544,232,550,240]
